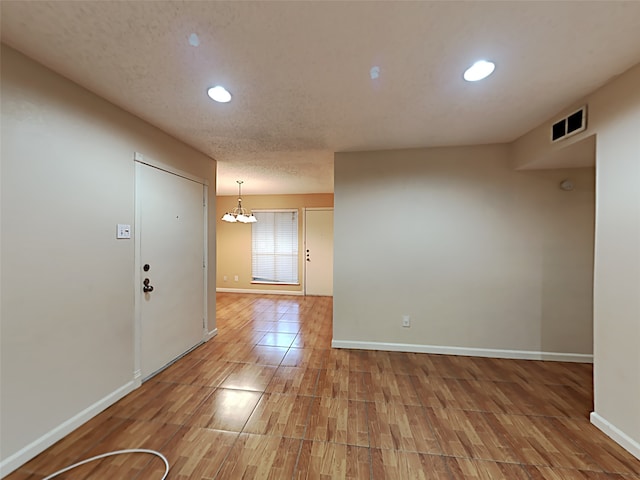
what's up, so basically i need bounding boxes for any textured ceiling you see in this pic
[2,1,640,194]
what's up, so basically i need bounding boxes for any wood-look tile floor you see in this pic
[8,293,640,479]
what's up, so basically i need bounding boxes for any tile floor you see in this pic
[6,293,640,479]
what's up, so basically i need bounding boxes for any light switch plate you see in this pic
[117,224,131,239]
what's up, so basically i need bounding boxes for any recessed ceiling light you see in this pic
[463,60,495,82]
[207,86,232,103]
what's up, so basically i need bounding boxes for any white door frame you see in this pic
[303,207,334,296]
[133,152,208,386]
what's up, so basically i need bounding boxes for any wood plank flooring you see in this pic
[7,293,640,479]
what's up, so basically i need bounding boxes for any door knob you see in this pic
[143,278,154,293]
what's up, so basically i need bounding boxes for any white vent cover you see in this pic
[551,106,587,142]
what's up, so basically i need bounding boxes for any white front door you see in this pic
[136,162,205,379]
[304,208,334,296]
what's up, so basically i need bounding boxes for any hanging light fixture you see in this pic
[221,180,257,223]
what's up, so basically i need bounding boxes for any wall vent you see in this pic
[551,105,587,142]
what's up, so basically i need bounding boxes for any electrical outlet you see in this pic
[402,315,411,328]
[234,275,239,282]
[223,275,228,282]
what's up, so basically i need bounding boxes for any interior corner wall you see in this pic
[0,44,216,473]
[333,145,595,360]
[216,193,334,293]
[508,62,640,458]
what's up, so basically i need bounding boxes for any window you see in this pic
[251,210,299,284]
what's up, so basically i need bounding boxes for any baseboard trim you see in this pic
[205,328,218,341]
[330,340,593,363]
[590,412,640,460]
[133,369,143,388]
[216,287,303,296]
[0,381,136,477]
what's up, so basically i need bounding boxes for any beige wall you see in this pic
[512,63,640,458]
[216,194,333,293]
[0,45,216,471]
[592,64,640,454]
[334,146,595,358]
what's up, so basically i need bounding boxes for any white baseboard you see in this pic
[205,328,218,341]
[0,381,136,477]
[590,412,640,460]
[330,340,593,363]
[216,287,303,296]
[133,369,143,388]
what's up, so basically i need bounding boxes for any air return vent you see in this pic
[551,106,587,142]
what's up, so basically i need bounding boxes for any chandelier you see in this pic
[221,180,257,223]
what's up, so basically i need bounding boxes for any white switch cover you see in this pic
[117,224,131,239]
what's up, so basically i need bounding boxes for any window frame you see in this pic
[250,209,300,285]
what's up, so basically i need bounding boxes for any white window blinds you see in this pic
[251,210,299,283]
